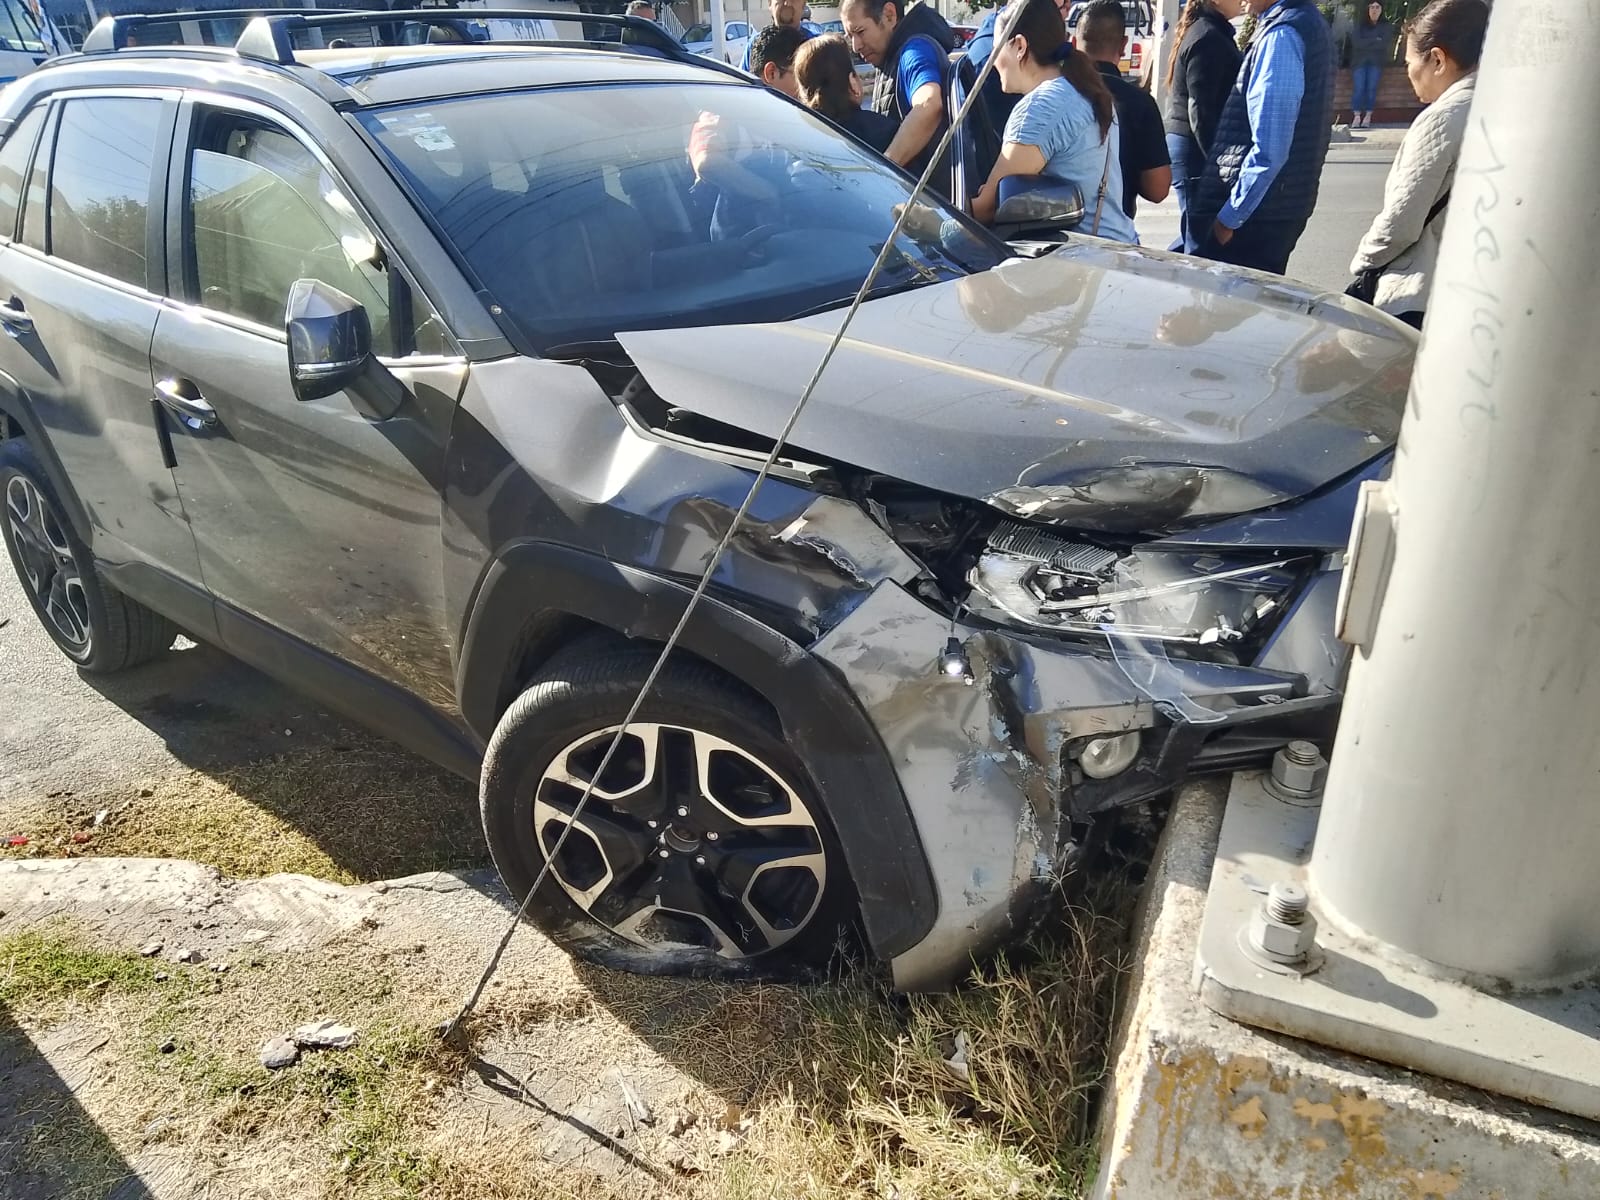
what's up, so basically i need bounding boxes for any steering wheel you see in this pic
[736,223,784,265]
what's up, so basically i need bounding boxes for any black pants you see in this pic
[1197,215,1309,276]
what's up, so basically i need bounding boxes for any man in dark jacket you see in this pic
[1163,0,1241,252]
[1079,0,1170,227]
[841,0,957,192]
[1191,0,1335,275]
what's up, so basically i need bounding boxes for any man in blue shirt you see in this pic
[841,0,958,194]
[1190,0,1334,275]
[741,0,812,73]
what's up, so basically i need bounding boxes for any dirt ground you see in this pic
[1,565,1143,1199]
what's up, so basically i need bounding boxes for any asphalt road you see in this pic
[1134,132,1402,294]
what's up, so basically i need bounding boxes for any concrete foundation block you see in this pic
[1092,780,1600,1199]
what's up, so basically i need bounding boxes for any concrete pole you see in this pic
[711,0,725,60]
[1309,0,1600,986]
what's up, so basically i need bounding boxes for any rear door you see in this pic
[150,95,464,707]
[0,89,209,629]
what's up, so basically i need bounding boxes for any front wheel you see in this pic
[480,647,854,979]
[0,438,176,672]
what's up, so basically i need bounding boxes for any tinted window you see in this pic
[49,98,162,287]
[360,83,1003,353]
[188,111,392,348]
[0,105,45,241]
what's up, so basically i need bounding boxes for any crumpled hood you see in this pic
[616,243,1414,533]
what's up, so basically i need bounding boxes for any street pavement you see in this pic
[1134,128,1403,294]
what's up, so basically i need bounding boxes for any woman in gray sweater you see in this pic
[1348,0,1489,329]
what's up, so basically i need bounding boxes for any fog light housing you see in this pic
[1078,731,1141,779]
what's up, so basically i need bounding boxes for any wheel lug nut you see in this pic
[694,856,706,866]
[647,820,658,829]
[706,831,719,841]
[676,806,690,818]
[658,849,670,859]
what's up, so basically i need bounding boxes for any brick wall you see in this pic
[1331,65,1422,124]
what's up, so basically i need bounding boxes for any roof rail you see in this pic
[234,7,683,65]
[80,9,340,54]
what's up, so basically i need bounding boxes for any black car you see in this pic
[0,10,1412,989]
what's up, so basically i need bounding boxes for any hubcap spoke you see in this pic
[6,475,90,655]
[534,721,828,959]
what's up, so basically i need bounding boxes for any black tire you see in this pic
[0,438,177,673]
[480,646,856,980]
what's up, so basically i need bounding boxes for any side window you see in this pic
[49,97,163,288]
[0,105,45,241]
[187,110,394,350]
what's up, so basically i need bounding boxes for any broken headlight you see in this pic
[966,521,1305,651]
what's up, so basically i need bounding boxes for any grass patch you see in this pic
[563,858,1140,1200]
[3,745,485,882]
[1,815,1154,1200]
[0,927,174,1009]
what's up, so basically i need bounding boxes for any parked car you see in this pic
[949,21,977,48]
[679,18,749,64]
[0,8,1412,991]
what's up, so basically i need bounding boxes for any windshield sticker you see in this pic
[376,112,456,152]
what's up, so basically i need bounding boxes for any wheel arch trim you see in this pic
[0,375,92,544]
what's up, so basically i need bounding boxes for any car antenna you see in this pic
[439,1,1032,1043]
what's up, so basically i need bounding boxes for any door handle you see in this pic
[0,296,32,336]
[153,378,218,430]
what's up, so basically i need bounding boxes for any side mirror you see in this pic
[286,279,372,403]
[993,175,1087,234]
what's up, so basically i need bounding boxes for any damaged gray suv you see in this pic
[0,11,1413,989]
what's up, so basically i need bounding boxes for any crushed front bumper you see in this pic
[813,569,1345,991]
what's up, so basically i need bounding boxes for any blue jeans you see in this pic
[1166,132,1206,253]
[1351,63,1381,113]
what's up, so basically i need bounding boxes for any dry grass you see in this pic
[1,812,1150,1200]
[2,745,484,883]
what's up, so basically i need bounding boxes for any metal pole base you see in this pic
[1197,772,1600,1122]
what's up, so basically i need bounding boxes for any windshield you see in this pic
[360,82,1004,353]
[682,23,709,40]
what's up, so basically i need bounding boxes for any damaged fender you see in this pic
[814,581,1153,991]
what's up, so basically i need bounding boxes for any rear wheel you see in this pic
[480,647,854,979]
[0,438,177,672]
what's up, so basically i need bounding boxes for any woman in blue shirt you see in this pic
[970,0,1136,243]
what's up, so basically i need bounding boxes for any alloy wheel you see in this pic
[532,722,827,957]
[5,474,91,656]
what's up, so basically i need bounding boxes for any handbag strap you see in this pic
[1089,131,1114,235]
[1371,189,1452,273]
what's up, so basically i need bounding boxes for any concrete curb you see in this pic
[1092,781,1600,1199]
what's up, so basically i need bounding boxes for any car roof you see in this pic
[31,34,746,111]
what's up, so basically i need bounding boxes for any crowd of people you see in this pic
[672,0,1489,329]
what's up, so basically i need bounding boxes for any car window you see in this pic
[682,22,709,40]
[49,97,163,289]
[18,105,48,252]
[359,82,1004,354]
[0,105,45,242]
[0,0,45,54]
[186,109,393,349]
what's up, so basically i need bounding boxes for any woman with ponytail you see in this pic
[969,0,1136,243]
[1161,0,1241,252]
